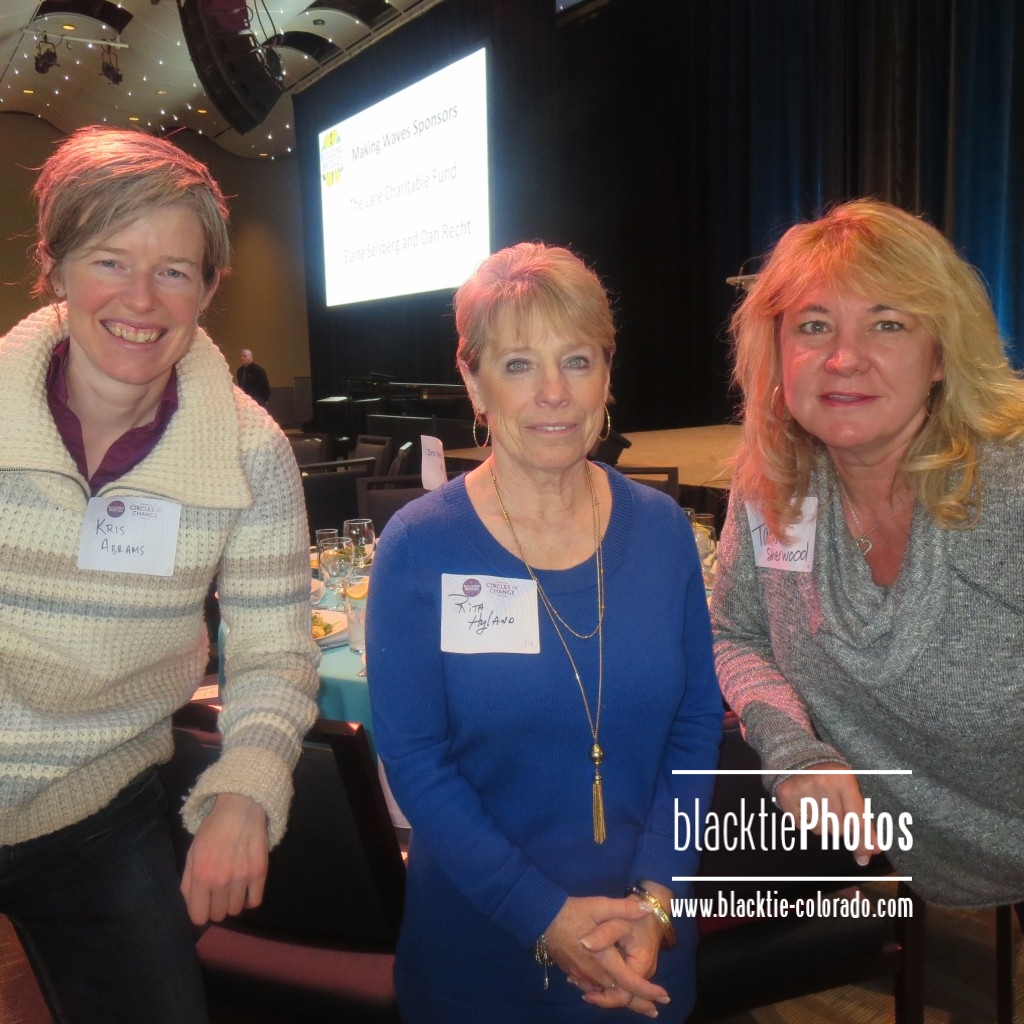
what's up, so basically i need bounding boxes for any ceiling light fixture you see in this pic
[34,36,58,75]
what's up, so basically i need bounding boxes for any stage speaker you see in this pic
[176,0,284,134]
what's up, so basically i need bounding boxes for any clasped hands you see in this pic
[544,885,674,1018]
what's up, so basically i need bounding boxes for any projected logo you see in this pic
[320,128,344,188]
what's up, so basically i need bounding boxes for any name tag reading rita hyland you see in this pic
[78,496,181,576]
[745,497,817,573]
[441,574,540,654]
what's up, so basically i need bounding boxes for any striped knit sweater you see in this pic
[0,305,320,848]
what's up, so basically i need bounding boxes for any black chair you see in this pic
[350,435,393,477]
[387,441,414,477]
[616,465,680,501]
[300,458,376,542]
[689,713,924,1023]
[288,435,329,466]
[356,474,429,533]
[995,900,1024,1024]
[160,704,405,1024]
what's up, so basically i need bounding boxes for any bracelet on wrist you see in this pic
[533,932,555,990]
[625,883,677,950]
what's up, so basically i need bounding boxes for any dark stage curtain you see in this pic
[688,0,1024,367]
[555,0,1024,431]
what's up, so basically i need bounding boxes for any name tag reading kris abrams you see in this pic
[78,496,181,576]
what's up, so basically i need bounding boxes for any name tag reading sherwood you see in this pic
[441,574,540,654]
[78,497,181,576]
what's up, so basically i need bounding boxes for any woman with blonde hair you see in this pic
[368,242,722,1022]
[712,198,1024,906]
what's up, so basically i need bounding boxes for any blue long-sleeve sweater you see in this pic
[367,467,723,1023]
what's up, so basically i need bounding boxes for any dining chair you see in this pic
[356,474,429,533]
[288,434,329,466]
[688,712,924,1023]
[386,441,414,477]
[301,460,375,543]
[350,435,393,477]
[994,900,1023,1024]
[616,465,680,502]
[160,704,406,1024]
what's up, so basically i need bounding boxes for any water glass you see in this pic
[343,573,370,654]
[319,536,354,604]
[343,518,376,569]
[692,513,717,592]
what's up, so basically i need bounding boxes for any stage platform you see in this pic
[448,424,741,490]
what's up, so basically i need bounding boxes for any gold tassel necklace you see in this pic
[489,461,607,844]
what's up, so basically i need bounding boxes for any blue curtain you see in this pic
[699,0,1024,368]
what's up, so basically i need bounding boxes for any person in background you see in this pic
[0,126,319,1023]
[712,199,1024,906]
[236,347,270,406]
[367,242,723,1022]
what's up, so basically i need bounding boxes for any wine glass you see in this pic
[343,518,376,569]
[691,513,717,592]
[318,536,354,603]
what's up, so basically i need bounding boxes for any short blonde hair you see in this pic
[32,126,231,297]
[730,198,1024,534]
[454,242,616,374]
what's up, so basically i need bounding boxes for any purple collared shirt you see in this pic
[46,338,179,493]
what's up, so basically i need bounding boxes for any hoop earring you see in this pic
[597,406,612,443]
[472,416,491,449]
[771,384,790,422]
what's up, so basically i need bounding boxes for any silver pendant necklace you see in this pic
[836,475,905,556]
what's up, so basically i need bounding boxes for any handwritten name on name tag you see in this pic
[744,498,817,573]
[440,573,540,654]
[78,496,181,576]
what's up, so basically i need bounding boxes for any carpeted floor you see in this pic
[1,898,1020,1023]
[712,895,1022,1024]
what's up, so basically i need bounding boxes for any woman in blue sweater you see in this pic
[367,243,723,1022]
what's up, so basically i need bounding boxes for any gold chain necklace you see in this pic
[489,461,607,844]
[836,475,905,556]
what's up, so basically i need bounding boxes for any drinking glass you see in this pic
[343,573,370,654]
[318,536,354,605]
[343,518,376,569]
[691,513,717,593]
[312,530,338,571]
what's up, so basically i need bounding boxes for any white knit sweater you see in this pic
[0,305,320,847]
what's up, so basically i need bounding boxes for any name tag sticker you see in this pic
[78,497,182,576]
[745,498,817,573]
[440,573,540,654]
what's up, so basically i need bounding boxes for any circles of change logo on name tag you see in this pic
[78,496,182,577]
[462,578,482,598]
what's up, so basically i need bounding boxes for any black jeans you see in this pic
[0,770,208,1023]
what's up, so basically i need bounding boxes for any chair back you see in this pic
[616,465,680,501]
[288,435,328,466]
[351,435,393,477]
[387,441,414,477]
[356,474,429,533]
[301,461,374,542]
[161,706,406,948]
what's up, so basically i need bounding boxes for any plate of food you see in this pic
[311,609,347,648]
